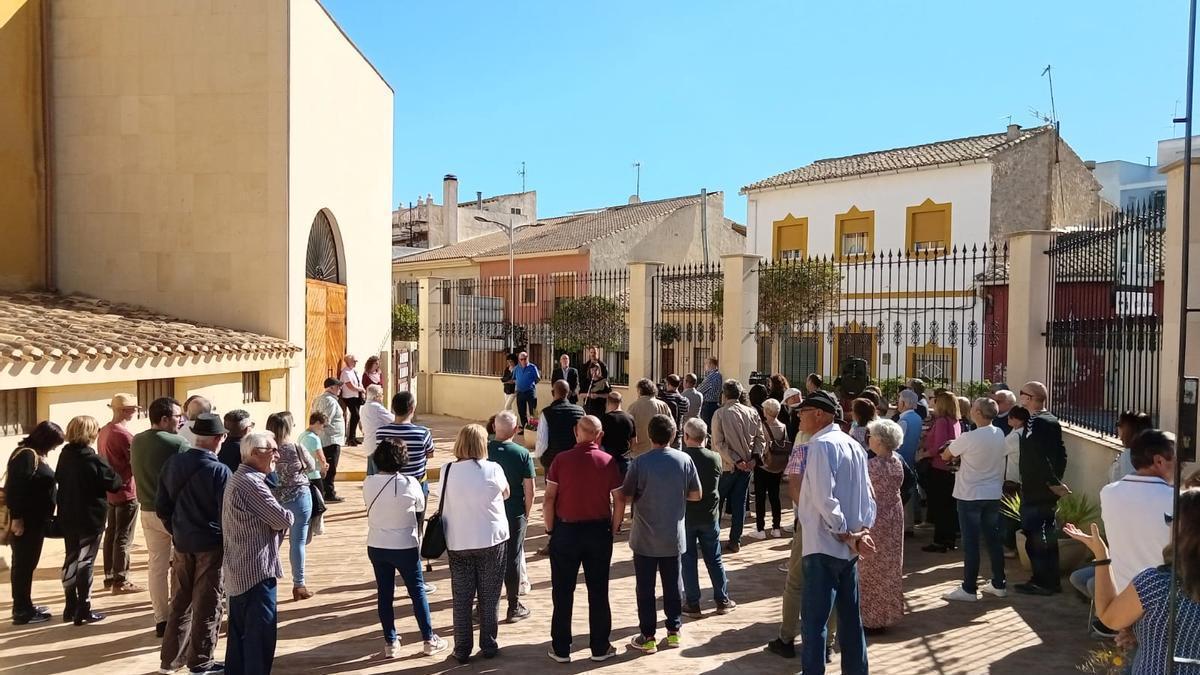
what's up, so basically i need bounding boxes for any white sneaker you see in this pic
[783,522,795,533]
[777,562,790,573]
[770,529,782,538]
[421,582,438,595]
[519,579,531,596]
[980,582,1009,598]
[942,586,979,602]
[383,641,399,658]
[747,529,767,540]
[423,635,448,656]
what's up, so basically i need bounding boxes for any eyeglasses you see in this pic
[1019,391,1033,398]
[253,446,279,454]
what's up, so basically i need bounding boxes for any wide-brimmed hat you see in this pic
[190,413,226,437]
[109,393,140,410]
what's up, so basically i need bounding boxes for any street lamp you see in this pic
[474,215,516,352]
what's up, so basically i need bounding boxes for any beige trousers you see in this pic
[141,513,174,623]
[779,523,837,644]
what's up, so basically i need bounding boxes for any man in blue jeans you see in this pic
[679,418,735,617]
[1014,381,1070,595]
[942,398,1009,602]
[616,414,702,654]
[513,351,541,431]
[788,392,875,674]
[711,379,764,553]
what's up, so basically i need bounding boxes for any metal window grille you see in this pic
[1045,199,1164,434]
[136,379,175,419]
[649,261,723,382]
[242,372,261,404]
[0,388,37,436]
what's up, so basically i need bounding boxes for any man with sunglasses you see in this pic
[513,351,541,431]
[1013,381,1070,596]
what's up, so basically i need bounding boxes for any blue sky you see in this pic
[323,0,1190,220]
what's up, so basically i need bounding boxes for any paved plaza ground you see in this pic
[2,414,1099,674]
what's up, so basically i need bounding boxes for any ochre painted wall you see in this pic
[0,0,47,290]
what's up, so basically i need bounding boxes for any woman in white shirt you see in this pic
[361,384,395,475]
[364,440,448,659]
[438,424,510,665]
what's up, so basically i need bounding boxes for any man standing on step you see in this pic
[311,378,346,503]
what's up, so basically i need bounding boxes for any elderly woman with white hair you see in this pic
[858,418,906,633]
[749,398,788,540]
[361,384,394,475]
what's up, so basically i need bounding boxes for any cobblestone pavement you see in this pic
[3,418,1097,674]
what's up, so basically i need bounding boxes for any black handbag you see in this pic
[420,463,452,560]
[308,483,327,517]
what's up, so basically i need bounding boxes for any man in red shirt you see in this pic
[544,415,623,664]
[99,393,144,593]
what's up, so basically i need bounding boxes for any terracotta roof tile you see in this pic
[741,126,1052,193]
[396,193,715,264]
[0,291,300,363]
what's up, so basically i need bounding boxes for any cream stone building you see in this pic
[0,0,393,448]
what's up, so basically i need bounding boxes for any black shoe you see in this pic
[34,605,49,614]
[921,543,950,553]
[1013,582,1056,596]
[189,661,224,674]
[74,610,105,625]
[326,495,345,503]
[12,611,50,626]
[682,603,703,619]
[103,579,114,590]
[1090,618,1118,638]
[156,621,167,637]
[766,638,796,659]
[722,541,741,554]
[864,626,887,636]
[452,653,471,665]
[481,648,500,659]
[507,604,531,623]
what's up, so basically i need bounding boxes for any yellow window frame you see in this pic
[905,198,952,257]
[834,206,875,260]
[771,214,808,261]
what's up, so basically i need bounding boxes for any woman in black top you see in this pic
[581,363,612,418]
[6,421,64,625]
[501,353,518,412]
[55,415,122,625]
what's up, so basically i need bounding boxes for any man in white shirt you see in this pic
[339,354,365,446]
[942,397,1009,602]
[1099,428,1175,593]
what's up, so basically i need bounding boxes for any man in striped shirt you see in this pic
[375,390,438,593]
[222,430,293,675]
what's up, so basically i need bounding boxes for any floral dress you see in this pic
[859,451,905,628]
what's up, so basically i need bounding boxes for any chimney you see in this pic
[442,174,459,245]
[1084,160,1097,171]
[476,191,483,209]
[1006,124,1021,141]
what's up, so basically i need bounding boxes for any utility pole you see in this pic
[518,161,526,193]
[633,162,641,199]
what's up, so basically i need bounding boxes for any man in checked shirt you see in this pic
[221,430,294,675]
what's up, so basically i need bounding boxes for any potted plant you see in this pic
[1001,492,1101,574]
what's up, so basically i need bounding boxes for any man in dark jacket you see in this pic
[1014,381,1070,596]
[156,413,231,675]
[218,409,253,473]
[535,380,586,471]
[551,354,581,405]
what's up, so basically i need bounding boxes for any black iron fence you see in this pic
[754,243,1009,398]
[649,262,723,382]
[433,269,630,383]
[1046,200,1165,435]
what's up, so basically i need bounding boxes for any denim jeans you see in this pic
[680,518,728,606]
[516,390,537,427]
[282,489,312,587]
[367,546,434,643]
[1020,501,1061,590]
[633,554,682,639]
[1069,565,1095,599]
[718,470,751,545]
[225,577,277,675]
[800,553,868,675]
[957,499,1006,593]
[549,520,613,658]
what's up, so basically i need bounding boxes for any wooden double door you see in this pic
[305,279,347,406]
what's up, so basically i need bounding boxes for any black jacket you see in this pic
[551,366,580,401]
[501,368,516,395]
[156,448,230,552]
[218,435,244,474]
[5,448,56,529]
[55,443,122,534]
[543,399,585,452]
[1018,411,1067,505]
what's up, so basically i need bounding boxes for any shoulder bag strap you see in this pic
[434,462,452,517]
[367,473,399,516]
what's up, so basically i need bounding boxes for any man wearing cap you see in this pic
[311,378,347,502]
[768,389,875,672]
[156,413,231,675]
[710,379,764,553]
[132,396,190,637]
[99,393,144,594]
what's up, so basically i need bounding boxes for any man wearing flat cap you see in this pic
[156,413,231,675]
[768,390,875,673]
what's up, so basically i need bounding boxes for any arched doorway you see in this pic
[305,210,347,405]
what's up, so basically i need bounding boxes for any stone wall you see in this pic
[990,130,1101,238]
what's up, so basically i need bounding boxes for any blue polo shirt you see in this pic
[514,363,540,392]
[897,408,923,467]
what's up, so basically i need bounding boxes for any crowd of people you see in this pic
[5,346,1200,674]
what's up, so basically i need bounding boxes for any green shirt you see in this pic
[297,430,324,480]
[130,429,190,510]
[682,443,722,526]
[487,439,535,520]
